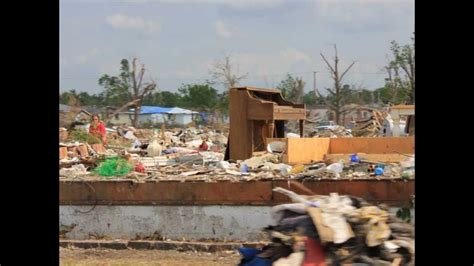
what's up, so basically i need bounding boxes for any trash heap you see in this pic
[59,126,237,181]
[59,126,414,181]
[238,187,414,266]
[292,155,415,181]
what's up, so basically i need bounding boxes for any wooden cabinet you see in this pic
[226,87,306,161]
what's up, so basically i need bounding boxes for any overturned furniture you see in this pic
[226,87,306,161]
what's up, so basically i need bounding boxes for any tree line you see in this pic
[60,36,414,126]
[59,83,228,114]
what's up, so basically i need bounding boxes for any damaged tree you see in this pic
[209,54,248,123]
[320,45,356,125]
[99,58,156,127]
[384,36,415,104]
[277,74,306,103]
[210,54,248,89]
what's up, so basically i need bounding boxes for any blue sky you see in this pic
[60,0,414,95]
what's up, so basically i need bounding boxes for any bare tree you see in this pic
[209,54,248,124]
[210,54,248,89]
[320,45,356,125]
[130,58,157,127]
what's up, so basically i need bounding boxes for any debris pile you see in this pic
[59,126,236,181]
[310,126,353,138]
[293,156,415,181]
[59,125,414,182]
[238,187,414,265]
[351,110,388,137]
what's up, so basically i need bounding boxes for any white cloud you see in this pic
[97,0,285,9]
[312,0,414,32]
[105,14,161,34]
[214,20,232,39]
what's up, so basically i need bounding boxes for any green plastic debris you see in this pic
[94,157,132,177]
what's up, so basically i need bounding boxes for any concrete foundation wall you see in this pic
[60,205,273,241]
[60,205,414,241]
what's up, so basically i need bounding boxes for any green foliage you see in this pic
[60,83,228,119]
[302,91,325,106]
[373,86,408,104]
[178,84,219,112]
[277,74,294,98]
[142,91,183,107]
[276,74,305,103]
[59,90,79,105]
[384,35,415,104]
[216,91,229,114]
[160,91,182,107]
[68,129,102,144]
[98,77,131,107]
[76,92,104,106]
[97,59,133,107]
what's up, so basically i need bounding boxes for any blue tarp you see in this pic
[128,106,198,115]
[237,247,272,266]
[129,106,173,114]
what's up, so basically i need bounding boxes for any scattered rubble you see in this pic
[310,126,353,138]
[238,187,414,265]
[351,109,388,137]
[303,109,410,138]
[59,125,414,182]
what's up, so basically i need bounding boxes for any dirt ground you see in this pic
[60,247,241,266]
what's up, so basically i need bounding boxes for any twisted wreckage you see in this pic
[238,187,414,265]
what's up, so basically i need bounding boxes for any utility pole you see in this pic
[313,71,319,98]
